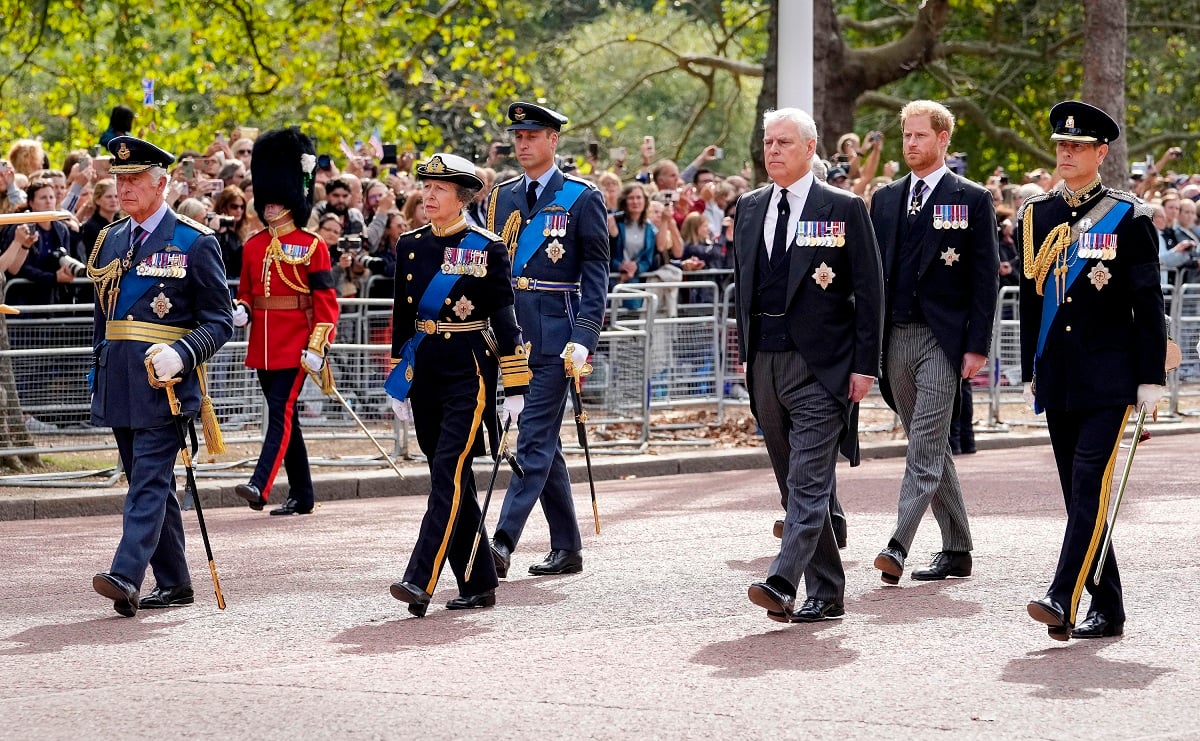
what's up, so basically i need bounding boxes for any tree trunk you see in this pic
[1083,0,1128,188]
[751,0,779,184]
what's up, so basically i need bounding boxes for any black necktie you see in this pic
[526,180,539,211]
[908,179,927,222]
[771,188,790,266]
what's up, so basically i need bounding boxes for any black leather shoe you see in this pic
[491,540,512,579]
[139,583,194,609]
[748,581,795,622]
[772,519,784,539]
[389,580,431,617]
[269,498,313,516]
[874,547,905,585]
[791,597,846,622]
[1071,612,1124,639]
[528,549,583,576]
[832,513,848,549]
[911,551,973,581]
[93,572,140,617]
[446,590,496,610]
[235,483,265,511]
[1027,596,1071,641]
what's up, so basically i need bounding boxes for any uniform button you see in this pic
[408,253,415,259]
[406,274,413,280]
[1065,325,1072,332]
[485,350,491,357]
[445,298,451,305]
[406,297,413,304]
[443,332,451,339]
[1066,296,1072,303]
[1071,211,1077,217]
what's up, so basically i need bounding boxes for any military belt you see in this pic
[414,318,489,335]
[253,295,313,311]
[512,277,580,292]
[106,320,189,343]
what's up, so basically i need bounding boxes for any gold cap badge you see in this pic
[513,107,526,121]
[117,143,131,160]
[1065,115,1075,129]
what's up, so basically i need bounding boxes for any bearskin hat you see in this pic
[250,127,316,227]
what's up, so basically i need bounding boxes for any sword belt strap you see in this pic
[512,277,580,292]
[105,320,189,343]
[414,318,489,335]
[252,295,313,311]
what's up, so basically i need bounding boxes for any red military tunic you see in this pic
[236,221,339,368]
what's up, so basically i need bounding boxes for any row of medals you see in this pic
[543,213,568,238]
[136,254,188,278]
[796,222,846,247]
[441,247,487,277]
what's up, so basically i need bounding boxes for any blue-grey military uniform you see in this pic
[87,142,233,602]
[486,106,610,561]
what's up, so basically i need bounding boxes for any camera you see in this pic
[659,189,677,204]
[494,143,513,156]
[1169,147,1183,159]
[316,153,333,171]
[338,234,362,252]
[946,153,968,176]
[53,247,88,278]
[208,213,236,229]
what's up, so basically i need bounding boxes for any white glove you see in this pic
[503,394,525,421]
[560,343,589,373]
[391,397,413,422]
[146,343,184,381]
[1137,384,1166,413]
[301,349,324,372]
[232,303,249,328]
[1022,382,1035,411]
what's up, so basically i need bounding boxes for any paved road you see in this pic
[1,433,1197,739]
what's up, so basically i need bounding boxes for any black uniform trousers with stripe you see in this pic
[1044,404,1128,624]
[404,357,499,599]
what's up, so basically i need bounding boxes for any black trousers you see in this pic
[250,368,313,507]
[1044,405,1129,624]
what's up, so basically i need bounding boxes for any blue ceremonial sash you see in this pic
[511,179,587,278]
[384,230,489,401]
[112,222,202,319]
[1033,200,1130,412]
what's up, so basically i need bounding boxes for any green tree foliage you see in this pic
[0,0,536,164]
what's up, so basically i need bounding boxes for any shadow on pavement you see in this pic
[332,610,495,655]
[1,617,185,655]
[1001,639,1173,699]
[852,579,982,625]
[691,623,859,678]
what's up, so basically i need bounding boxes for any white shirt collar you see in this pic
[524,166,559,194]
[133,201,171,235]
[910,164,950,198]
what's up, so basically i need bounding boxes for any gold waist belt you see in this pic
[415,319,488,335]
[105,320,189,343]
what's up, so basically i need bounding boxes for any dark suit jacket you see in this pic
[733,178,884,402]
[870,172,999,406]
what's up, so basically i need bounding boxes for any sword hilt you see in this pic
[144,352,182,416]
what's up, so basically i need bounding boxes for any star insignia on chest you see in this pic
[812,262,835,290]
[150,291,173,319]
[940,247,960,266]
[452,295,474,320]
[1088,262,1111,290]
[545,239,565,263]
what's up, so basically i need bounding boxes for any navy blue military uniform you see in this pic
[87,136,233,615]
[486,102,609,573]
[1019,102,1165,640]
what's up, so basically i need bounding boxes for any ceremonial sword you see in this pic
[465,413,520,581]
[565,344,600,535]
[144,353,226,609]
[1092,406,1149,585]
[302,356,406,480]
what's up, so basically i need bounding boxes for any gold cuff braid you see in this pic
[499,344,531,389]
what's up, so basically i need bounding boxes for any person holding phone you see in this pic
[232,128,340,517]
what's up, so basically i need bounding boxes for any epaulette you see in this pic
[493,175,522,191]
[400,223,432,238]
[1106,189,1155,219]
[563,173,599,190]
[468,224,504,242]
[298,227,323,241]
[177,213,215,235]
[1016,190,1055,223]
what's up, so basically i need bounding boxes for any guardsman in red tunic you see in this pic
[232,128,340,515]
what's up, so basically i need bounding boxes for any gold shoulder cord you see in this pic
[1023,177,1102,305]
[485,187,523,260]
[267,235,316,294]
[86,224,123,319]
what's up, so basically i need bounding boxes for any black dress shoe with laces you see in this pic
[269,498,313,516]
[1071,612,1124,639]
[235,483,266,511]
[389,580,432,617]
[748,581,795,622]
[791,598,846,622]
[1027,596,1071,641]
[93,572,140,617]
[491,540,512,579]
[140,583,195,609]
[874,547,905,585]
[528,549,583,575]
[446,590,496,610]
[911,550,973,581]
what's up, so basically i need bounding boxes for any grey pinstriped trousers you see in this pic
[885,323,973,553]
